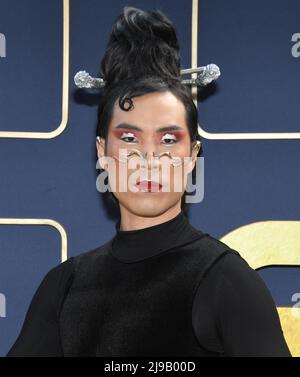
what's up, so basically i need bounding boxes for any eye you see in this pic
[161,133,177,145]
[120,132,138,143]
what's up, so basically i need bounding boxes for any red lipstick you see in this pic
[135,180,162,192]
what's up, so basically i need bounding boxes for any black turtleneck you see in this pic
[6,211,291,357]
[111,211,206,262]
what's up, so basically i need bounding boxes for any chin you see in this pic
[117,192,182,218]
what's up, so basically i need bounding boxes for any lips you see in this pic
[135,180,162,192]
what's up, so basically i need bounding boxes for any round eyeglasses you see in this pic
[112,148,188,167]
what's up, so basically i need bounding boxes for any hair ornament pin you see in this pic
[74,64,220,89]
[194,140,201,154]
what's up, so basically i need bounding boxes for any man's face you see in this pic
[96,90,197,217]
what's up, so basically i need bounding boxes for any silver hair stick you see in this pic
[74,71,105,89]
[74,63,221,89]
[181,64,220,86]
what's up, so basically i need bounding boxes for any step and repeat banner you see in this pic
[0,0,299,356]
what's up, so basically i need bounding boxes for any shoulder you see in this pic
[198,237,270,302]
[39,256,75,294]
[18,256,76,325]
[207,247,255,278]
[206,248,268,296]
[194,243,291,356]
[35,241,112,314]
[193,231,241,259]
[192,241,279,353]
[197,244,278,328]
[61,240,113,289]
[37,239,110,301]
[192,233,277,327]
[189,232,243,283]
[72,239,112,269]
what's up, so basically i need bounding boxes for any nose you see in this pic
[141,150,160,169]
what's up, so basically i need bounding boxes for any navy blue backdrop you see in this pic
[0,0,299,356]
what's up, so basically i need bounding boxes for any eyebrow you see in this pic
[114,123,184,133]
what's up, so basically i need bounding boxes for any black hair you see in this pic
[96,6,203,214]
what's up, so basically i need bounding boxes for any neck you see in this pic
[111,207,206,263]
[118,202,182,231]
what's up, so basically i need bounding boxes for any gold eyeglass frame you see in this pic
[112,141,201,167]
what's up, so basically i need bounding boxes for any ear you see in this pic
[96,137,108,171]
